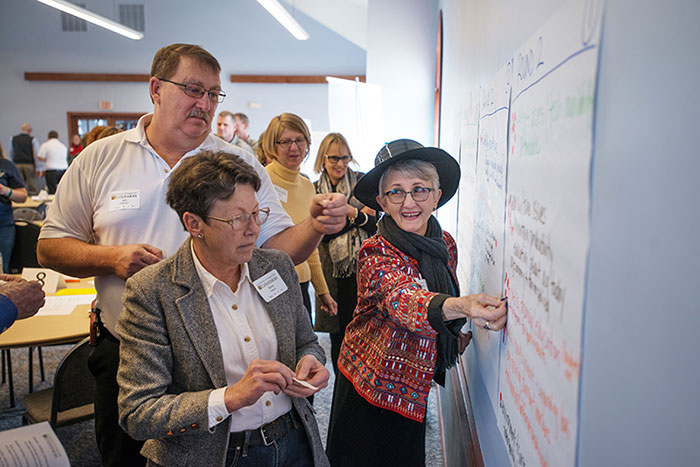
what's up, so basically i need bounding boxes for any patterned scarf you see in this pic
[378,214,465,381]
[317,169,368,278]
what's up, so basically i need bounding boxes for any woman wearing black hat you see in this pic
[326,139,508,466]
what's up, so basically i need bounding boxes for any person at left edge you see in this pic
[0,143,28,273]
[36,43,347,467]
[117,150,329,467]
[0,274,45,334]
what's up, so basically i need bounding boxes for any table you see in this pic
[12,194,54,209]
[0,280,92,406]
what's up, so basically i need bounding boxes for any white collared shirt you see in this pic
[37,138,68,171]
[191,244,292,431]
[39,114,294,336]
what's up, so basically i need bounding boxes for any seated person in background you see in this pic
[117,150,330,467]
[326,139,508,467]
[0,274,45,334]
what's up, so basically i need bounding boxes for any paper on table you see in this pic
[36,294,95,316]
[0,421,70,467]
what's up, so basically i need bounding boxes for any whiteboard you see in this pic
[454,0,604,465]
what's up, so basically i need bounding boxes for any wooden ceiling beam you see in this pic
[230,74,365,84]
[24,72,367,84]
[25,73,149,82]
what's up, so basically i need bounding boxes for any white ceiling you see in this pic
[281,0,368,49]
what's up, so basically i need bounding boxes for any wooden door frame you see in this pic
[66,112,145,138]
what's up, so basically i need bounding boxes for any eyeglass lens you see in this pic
[277,138,307,149]
[385,188,432,203]
[327,155,352,164]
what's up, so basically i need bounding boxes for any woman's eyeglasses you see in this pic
[275,138,307,149]
[207,208,270,231]
[383,187,434,204]
[325,155,353,165]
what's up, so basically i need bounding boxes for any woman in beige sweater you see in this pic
[260,113,337,323]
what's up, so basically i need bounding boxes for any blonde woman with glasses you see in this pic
[260,114,338,328]
[312,133,376,376]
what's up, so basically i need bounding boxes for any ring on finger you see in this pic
[484,321,491,331]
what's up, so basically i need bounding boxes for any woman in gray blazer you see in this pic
[116,150,330,467]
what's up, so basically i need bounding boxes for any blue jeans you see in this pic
[225,420,314,467]
[0,224,15,273]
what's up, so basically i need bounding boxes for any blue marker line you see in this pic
[480,106,509,120]
[513,44,596,103]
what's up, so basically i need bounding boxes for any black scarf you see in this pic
[377,215,466,382]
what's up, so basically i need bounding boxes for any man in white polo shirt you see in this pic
[37,43,347,467]
[36,130,68,194]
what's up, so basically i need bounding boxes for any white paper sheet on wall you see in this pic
[495,0,603,466]
[468,61,513,414]
[455,89,481,287]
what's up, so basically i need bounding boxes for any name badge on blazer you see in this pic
[253,270,288,302]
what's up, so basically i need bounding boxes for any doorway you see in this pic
[66,112,145,139]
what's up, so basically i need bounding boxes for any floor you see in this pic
[0,333,444,466]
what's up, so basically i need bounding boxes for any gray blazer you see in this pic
[116,239,329,467]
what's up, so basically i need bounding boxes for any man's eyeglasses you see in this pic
[325,155,353,165]
[383,187,434,204]
[208,208,270,231]
[158,78,226,103]
[275,138,307,149]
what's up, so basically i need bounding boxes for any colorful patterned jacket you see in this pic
[338,231,459,422]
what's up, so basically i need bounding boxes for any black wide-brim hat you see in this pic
[353,139,461,212]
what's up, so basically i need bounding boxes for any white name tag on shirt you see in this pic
[253,270,288,302]
[273,185,288,204]
[109,190,140,211]
[416,278,429,290]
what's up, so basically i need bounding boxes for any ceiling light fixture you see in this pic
[255,0,309,41]
[36,0,143,40]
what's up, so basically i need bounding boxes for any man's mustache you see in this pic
[187,109,210,123]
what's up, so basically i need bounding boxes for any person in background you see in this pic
[37,130,68,194]
[117,151,330,467]
[312,133,376,375]
[216,111,254,154]
[9,123,40,194]
[37,43,347,467]
[234,112,258,151]
[326,139,508,467]
[256,131,273,167]
[68,134,82,165]
[81,125,106,148]
[0,274,45,334]
[95,126,124,141]
[261,113,338,325]
[0,143,28,273]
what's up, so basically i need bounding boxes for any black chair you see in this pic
[8,220,41,273]
[13,207,43,222]
[22,338,95,428]
[6,220,45,400]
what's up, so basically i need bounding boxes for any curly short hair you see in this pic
[166,150,261,229]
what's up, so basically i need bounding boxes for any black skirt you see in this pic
[326,371,427,467]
